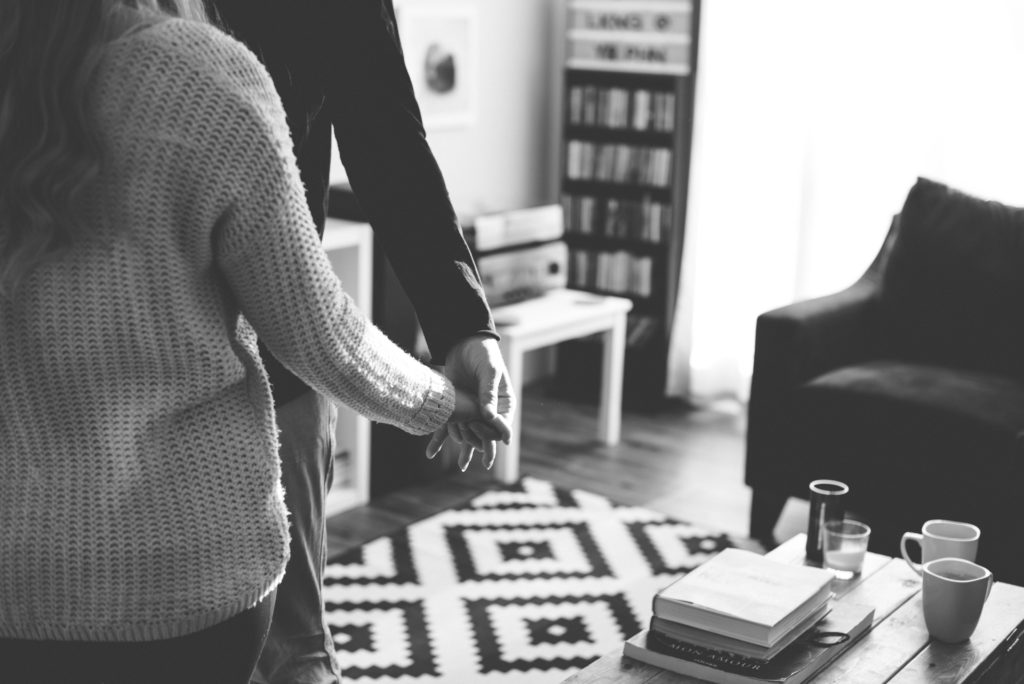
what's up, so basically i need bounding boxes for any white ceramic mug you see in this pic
[922,557,993,643]
[900,519,980,575]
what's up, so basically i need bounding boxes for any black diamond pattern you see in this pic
[527,616,592,646]
[330,622,375,653]
[446,522,612,582]
[465,594,642,673]
[323,600,437,679]
[499,540,554,561]
[627,520,732,575]
[323,477,735,683]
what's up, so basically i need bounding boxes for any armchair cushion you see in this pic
[796,360,1024,494]
[879,177,1024,381]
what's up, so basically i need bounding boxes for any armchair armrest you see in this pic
[745,277,881,489]
[758,279,880,382]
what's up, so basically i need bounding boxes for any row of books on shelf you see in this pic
[562,193,670,244]
[569,247,653,298]
[624,548,874,683]
[565,140,673,188]
[567,84,676,132]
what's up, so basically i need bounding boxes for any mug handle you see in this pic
[901,531,923,576]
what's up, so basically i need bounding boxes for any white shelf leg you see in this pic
[599,312,627,445]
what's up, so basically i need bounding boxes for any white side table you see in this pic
[322,218,373,515]
[492,288,633,484]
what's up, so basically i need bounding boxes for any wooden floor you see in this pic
[326,382,809,558]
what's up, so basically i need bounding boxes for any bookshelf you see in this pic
[552,0,700,407]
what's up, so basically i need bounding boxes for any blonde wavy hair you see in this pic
[0,0,209,297]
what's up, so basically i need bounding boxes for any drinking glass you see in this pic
[823,519,871,580]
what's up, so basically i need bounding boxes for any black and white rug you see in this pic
[324,477,734,683]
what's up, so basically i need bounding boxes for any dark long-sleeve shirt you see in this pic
[211,0,496,406]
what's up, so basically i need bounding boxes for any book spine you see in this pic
[646,628,772,676]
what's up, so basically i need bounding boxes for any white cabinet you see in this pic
[321,218,373,515]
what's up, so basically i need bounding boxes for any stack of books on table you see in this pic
[623,548,874,683]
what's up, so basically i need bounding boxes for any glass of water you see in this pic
[823,519,871,580]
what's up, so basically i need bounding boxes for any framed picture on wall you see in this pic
[395,2,478,130]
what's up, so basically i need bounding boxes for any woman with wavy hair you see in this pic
[0,1,494,681]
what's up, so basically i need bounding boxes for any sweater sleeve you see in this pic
[193,25,454,434]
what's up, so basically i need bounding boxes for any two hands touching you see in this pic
[427,336,515,472]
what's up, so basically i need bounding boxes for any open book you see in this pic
[652,548,834,647]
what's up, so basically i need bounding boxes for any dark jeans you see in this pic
[252,389,341,684]
[0,591,276,684]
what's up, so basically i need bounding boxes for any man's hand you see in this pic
[425,335,515,471]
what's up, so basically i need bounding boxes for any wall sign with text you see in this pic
[566,0,693,75]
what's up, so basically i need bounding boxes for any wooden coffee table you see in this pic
[563,534,1024,683]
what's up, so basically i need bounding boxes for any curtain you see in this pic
[666,0,1024,403]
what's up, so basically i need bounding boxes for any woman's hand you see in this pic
[429,386,511,471]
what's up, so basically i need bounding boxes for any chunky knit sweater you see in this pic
[0,19,456,642]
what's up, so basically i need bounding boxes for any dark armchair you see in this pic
[746,177,1024,584]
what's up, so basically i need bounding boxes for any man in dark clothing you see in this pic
[210,1,514,682]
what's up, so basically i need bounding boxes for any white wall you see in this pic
[331,0,557,217]
[426,0,557,216]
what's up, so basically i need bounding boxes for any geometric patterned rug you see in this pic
[324,476,735,683]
